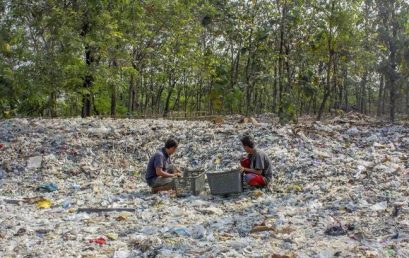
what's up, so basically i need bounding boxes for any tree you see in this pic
[1,0,408,121]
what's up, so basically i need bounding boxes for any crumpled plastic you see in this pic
[37,183,58,192]
[0,114,408,257]
[106,232,118,240]
[27,156,42,169]
[35,198,52,209]
[89,237,107,245]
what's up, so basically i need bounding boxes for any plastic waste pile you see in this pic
[0,115,408,257]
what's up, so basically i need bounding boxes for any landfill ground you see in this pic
[0,114,408,258]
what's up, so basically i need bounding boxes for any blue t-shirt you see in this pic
[145,148,171,183]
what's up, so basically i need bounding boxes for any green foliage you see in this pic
[0,0,408,120]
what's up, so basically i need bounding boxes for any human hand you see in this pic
[240,166,246,173]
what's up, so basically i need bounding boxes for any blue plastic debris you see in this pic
[37,183,58,192]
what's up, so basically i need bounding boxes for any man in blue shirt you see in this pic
[145,138,181,190]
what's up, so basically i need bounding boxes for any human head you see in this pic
[240,135,255,154]
[165,138,178,155]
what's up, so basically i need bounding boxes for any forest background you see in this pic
[0,0,408,123]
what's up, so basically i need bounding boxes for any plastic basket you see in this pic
[174,169,206,197]
[206,170,243,195]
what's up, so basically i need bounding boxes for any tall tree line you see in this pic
[0,0,408,122]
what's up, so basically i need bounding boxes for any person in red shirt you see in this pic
[239,135,273,188]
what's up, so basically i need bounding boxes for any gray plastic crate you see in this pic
[174,169,206,197]
[207,170,243,195]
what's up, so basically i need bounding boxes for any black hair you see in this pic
[240,135,255,148]
[165,138,178,149]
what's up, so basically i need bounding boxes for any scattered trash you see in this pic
[190,224,206,239]
[200,207,224,215]
[115,214,129,221]
[35,198,52,209]
[315,249,338,258]
[0,168,4,180]
[384,247,396,257]
[88,237,107,246]
[213,116,225,124]
[370,201,388,211]
[35,229,51,238]
[240,117,258,124]
[172,227,190,237]
[275,226,296,234]
[287,184,303,192]
[250,189,264,197]
[37,183,58,192]
[271,254,296,258]
[113,250,130,258]
[106,232,118,240]
[26,156,42,169]
[77,208,136,214]
[14,228,27,236]
[345,223,355,231]
[347,127,360,136]
[250,225,275,233]
[325,225,346,236]
[61,200,71,209]
[71,183,81,190]
[392,204,402,217]
[0,117,408,257]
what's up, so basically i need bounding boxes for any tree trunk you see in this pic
[138,73,144,113]
[368,76,372,115]
[377,74,384,117]
[317,9,334,121]
[272,63,278,112]
[344,67,349,112]
[110,59,118,118]
[360,71,368,114]
[313,95,317,114]
[196,79,203,112]
[330,55,338,111]
[318,60,332,120]
[389,15,397,122]
[382,78,387,115]
[48,91,57,118]
[156,86,164,114]
[284,43,292,94]
[173,86,182,111]
[82,75,92,118]
[91,94,99,116]
[81,11,93,118]
[229,42,240,113]
[277,2,286,117]
[245,28,254,116]
[184,83,189,114]
[163,74,175,117]
[110,86,116,117]
[128,74,136,114]
[355,82,360,112]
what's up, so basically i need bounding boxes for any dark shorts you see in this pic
[146,165,176,188]
[147,177,175,188]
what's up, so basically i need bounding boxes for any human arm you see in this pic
[173,166,182,175]
[153,154,178,178]
[240,152,264,175]
[240,166,263,175]
[155,166,177,178]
